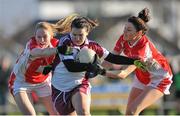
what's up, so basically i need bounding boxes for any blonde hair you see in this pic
[53,13,79,34]
[35,22,54,36]
[35,14,79,36]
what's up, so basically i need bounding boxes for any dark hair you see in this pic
[128,8,150,34]
[71,17,99,33]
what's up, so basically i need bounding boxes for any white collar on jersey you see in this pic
[128,38,141,48]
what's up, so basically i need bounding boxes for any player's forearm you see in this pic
[102,61,122,70]
[105,65,136,79]
[105,53,135,65]
[63,59,89,72]
[30,48,57,57]
[105,70,128,79]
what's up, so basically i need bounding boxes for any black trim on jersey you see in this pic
[63,59,89,72]
[105,53,135,64]
[52,53,61,71]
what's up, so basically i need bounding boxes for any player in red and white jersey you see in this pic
[103,8,173,115]
[46,16,141,115]
[8,22,58,115]
[8,14,77,115]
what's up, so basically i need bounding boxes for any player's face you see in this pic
[35,28,51,48]
[123,22,139,42]
[71,27,88,46]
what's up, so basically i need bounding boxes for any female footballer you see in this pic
[8,14,77,115]
[103,8,173,115]
[46,16,144,115]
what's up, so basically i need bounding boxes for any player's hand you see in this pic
[134,60,147,71]
[57,39,73,55]
[85,71,98,79]
[87,63,98,72]
[43,65,52,75]
[134,59,160,71]
[144,58,161,71]
[85,63,106,79]
[57,45,73,55]
[85,63,98,78]
[96,64,106,75]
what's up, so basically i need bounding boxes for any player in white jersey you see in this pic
[43,16,143,115]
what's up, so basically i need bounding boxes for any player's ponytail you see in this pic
[138,8,150,23]
[51,14,79,34]
[82,17,99,32]
[35,14,79,37]
[36,14,99,36]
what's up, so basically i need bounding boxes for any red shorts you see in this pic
[52,84,90,115]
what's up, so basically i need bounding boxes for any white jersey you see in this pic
[52,34,109,92]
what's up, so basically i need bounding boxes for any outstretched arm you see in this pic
[104,52,136,65]
[42,59,91,74]
[30,45,71,58]
[63,59,90,72]
[63,59,106,79]
[30,48,57,58]
[105,65,136,79]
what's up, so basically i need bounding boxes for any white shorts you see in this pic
[13,77,52,97]
[132,76,172,95]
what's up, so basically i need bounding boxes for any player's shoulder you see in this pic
[118,34,124,41]
[88,39,100,46]
[135,35,149,48]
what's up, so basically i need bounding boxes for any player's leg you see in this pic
[14,91,36,115]
[36,78,58,115]
[71,91,91,115]
[126,86,163,115]
[125,87,143,114]
[51,85,77,115]
[126,76,145,114]
[39,95,58,115]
